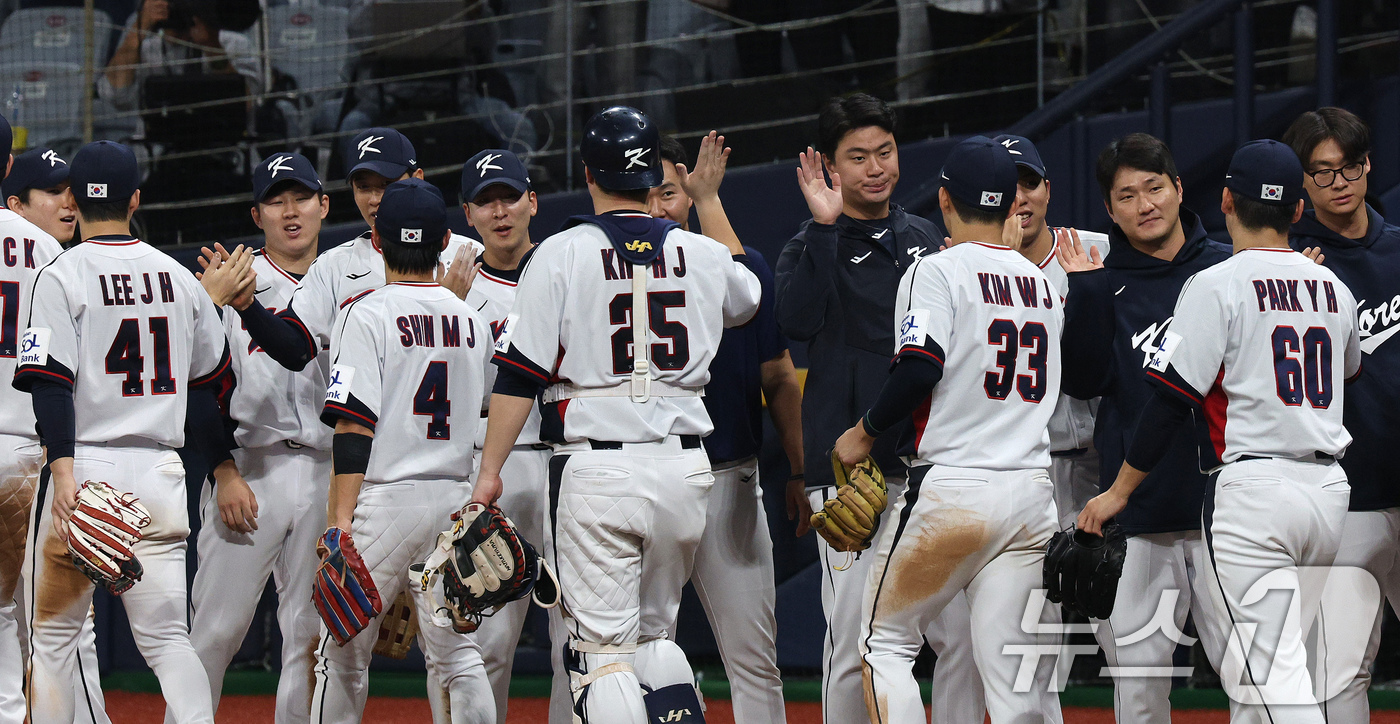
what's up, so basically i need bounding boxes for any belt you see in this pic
[588,435,702,450]
[284,440,305,450]
[1238,452,1335,464]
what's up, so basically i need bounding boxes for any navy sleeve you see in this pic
[862,353,944,437]
[1061,268,1117,399]
[742,247,788,362]
[30,381,75,460]
[774,222,838,342]
[493,365,547,399]
[1124,388,1193,471]
[185,387,235,469]
[237,303,318,372]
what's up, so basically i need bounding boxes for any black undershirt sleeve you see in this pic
[861,356,944,437]
[1124,388,1193,472]
[185,388,235,470]
[237,303,317,371]
[332,432,373,475]
[492,366,547,399]
[30,381,75,460]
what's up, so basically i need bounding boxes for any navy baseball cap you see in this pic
[3,147,69,201]
[0,114,12,159]
[376,178,447,246]
[1226,139,1304,206]
[70,141,139,203]
[940,136,1018,215]
[252,151,321,202]
[991,134,1047,179]
[346,127,418,181]
[461,149,530,204]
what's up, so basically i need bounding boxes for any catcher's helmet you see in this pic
[580,106,662,191]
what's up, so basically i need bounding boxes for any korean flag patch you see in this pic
[401,228,422,244]
[1147,331,1183,373]
[493,313,518,355]
[1261,184,1283,201]
[87,183,107,199]
[325,364,355,404]
[898,308,931,351]
[979,191,1003,207]
[19,327,50,367]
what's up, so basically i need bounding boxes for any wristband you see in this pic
[861,412,886,438]
[787,473,805,482]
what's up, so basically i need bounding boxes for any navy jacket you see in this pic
[774,206,944,488]
[1062,208,1231,534]
[1290,206,1400,511]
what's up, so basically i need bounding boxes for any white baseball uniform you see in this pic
[493,213,759,724]
[1144,248,1359,724]
[311,281,495,724]
[16,235,231,724]
[860,241,1064,724]
[180,250,332,724]
[466,256,573,724]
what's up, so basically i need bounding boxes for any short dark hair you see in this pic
[1096,133,1179,202]
[1230,191,1295,235]
[76,197,131,223]
[8,188,29,205]
[659,136,688,168]
[381,236,441,275]
[1281,107,1370,167]
[603,187,651,204]
[947,193,1008,226]
[817,93,896,157]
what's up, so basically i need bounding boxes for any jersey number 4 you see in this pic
[608,291,690,375]
[984,319,1049,402]
[1273,325,1332,408]
[414,361,451,440]
[106,318,175,397]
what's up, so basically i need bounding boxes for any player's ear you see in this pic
[528,191,538,217]
[462,203,476,228]
[411,168,426,180]
[370,225,381,248]
[250,205,264,230]
[439,231,450,252]
[128,189,140,217]
[319,192,330,220]
[1220,187,1233,217]
[937,187,952,218]
[1291,198,1304,224]
[5,195,20,211]
[582,167,596,188]
[1173,176,1184,198]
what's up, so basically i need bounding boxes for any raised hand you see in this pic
[200,244,256,309]
[1054,228,1104,273]
[675,131,730,203]
[796,147,842,226]
[438,245,480,300]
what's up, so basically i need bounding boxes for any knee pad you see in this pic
[642,683,705,724]
[566,641,639,724]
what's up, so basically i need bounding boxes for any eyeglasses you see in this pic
[1306,162,1365,187]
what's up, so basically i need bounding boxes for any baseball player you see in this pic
[991,134,1110,527]
[15,140,234,724]
[1057,133,1232,723]
[774,93,984,724]
[648,132,803,724]
[311,178,496,724]
[0,137,111,724]
[179,152,332,724]
[1080,139,1360,724]
[4,147,77,245]
[457,148,571,724]
[1282,108,1400,722]
[832,136,1063,724]
[470,105,760,724]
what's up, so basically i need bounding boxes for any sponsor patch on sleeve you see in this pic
[1147,331,1182,372]
[325,364,355,403]
[19,327,50,367]
[898,308,930,350]
[493,313,518,354]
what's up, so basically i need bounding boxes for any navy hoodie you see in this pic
[1062,208,1232,534]
[1290,205,1400,511]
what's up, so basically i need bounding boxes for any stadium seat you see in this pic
[0,7,113,67]
[0,61,84,146]
[265,1,349,149]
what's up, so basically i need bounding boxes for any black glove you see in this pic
[1043,523,1128,620]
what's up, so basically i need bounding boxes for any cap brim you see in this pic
[1012,160,1047,179]
[589,166,662,191]
[257,177,323,202]
[348,160,410,182]
[464,177,529,204]
[3,165,68,200]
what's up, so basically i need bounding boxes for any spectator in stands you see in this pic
[338,0,536,156]
[729,0,897,95]
[99,0,261,112]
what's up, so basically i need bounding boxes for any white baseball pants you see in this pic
[28,444,212,724]
[673,457,785,724]
[808,480,990,724]
[309,478,493,724]
[180,444,330,724]
[859,465,1063,724]
[548,436,711,724]
[1202,458,1349,724]
[1092,530,1227,724]
[1049,448,1100,530]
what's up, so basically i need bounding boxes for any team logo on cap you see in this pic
[980,191,1003,207]
[1000,138,1023,156]
[357,135,383,159]
[87,183,107,198]
[1261,184,1283,201]
[267,155,294,177]
[41,149,64,167]
[401,228,422,243]
[476,153,503,176]
[624,147,650,170]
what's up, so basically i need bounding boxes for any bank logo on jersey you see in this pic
[1146,330,1182,372]
[18,327,49,366]
[624,147,650,169]
[625,239,652,253]
[493,313,518,354]
[898,308,930,349]
[87,183,107,198]
[267,155,294,177]
[1357,296,1400,354]
[1130,317,1173,367]
[401,228,422,243]
[1261,184,1283,201]
[475,153,503,176]
[325,364,355,403]
[357,135,383,159]
[980,191,1003,207]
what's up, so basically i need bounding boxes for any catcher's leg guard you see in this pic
[566,642,647,724]
[636,638,705,723]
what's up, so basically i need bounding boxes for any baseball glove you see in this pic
[809,451,888,553]
[67,480,150,595]
[420,503,560,634]
[312,528,382,646]
[373,590,420,659]
[1043,523,1128,620]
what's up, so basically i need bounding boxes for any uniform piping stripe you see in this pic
[898,347,944,365]
[339,290,373,309]
[17,368,74,385]
[479,270,517,287]
[323,402,376,429]
[190,354,231,387]
[493,354,549,383]
[263,254,301,284]
[1145,370,1203,404]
